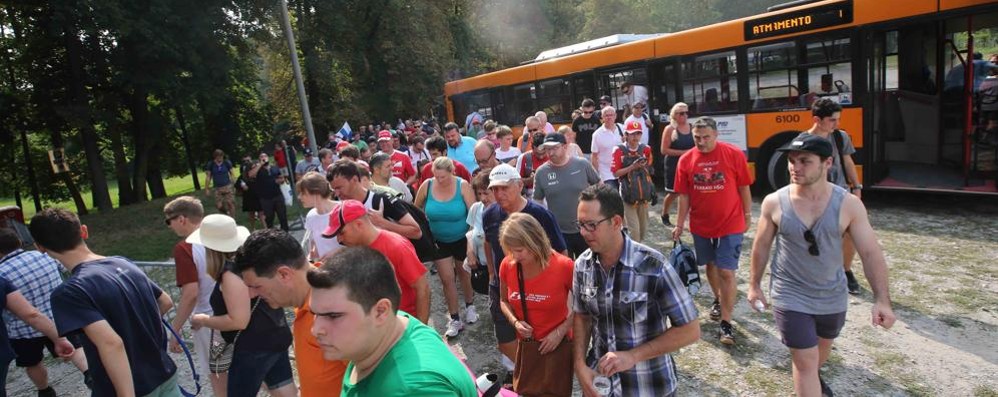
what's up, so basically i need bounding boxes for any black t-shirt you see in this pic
[572,114,602,153]
[210,265,292,353]
[362,190,408,222]
[253,165,282,199]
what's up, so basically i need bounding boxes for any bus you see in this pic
[443,0,998,194]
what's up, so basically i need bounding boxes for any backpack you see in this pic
[669,240,701,296]
[616,143,654,204]
[371,193,439,262]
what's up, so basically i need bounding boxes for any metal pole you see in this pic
[278,0,318,155]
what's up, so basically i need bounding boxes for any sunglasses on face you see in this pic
[803,229,819,256]
[164,215,180,226]
[676,111,688,116]
[528,128,541,133]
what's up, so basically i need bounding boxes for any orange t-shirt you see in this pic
[294,289,348,397]
[499,251,574,340]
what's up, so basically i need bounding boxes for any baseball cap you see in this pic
[304,148,314,156]
[336,141,351,151]
[540,133,566,147]
[488,164,520,188]
[599,95,612,104]
[777,134,833,158]
[625,120,643,134]
[321,200,367,238]
[377,130,392,141]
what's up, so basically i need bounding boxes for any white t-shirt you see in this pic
[496,147,522,164]
[624,114,651,146]
[591,125,623,181]
[465,201,488,265]
[305,207,344,259]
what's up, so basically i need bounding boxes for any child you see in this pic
[495,126,522,165]
[557,125,585,158]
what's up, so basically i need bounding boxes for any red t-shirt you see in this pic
[498,252,574,341]
[173,241,198,287]
[610,144,653,173]
[274,149,288,168]
[389,150,416,181]
[517,152,548,188]
[674,141,751,238]
[368,230,427,315]
[419,161,471,188]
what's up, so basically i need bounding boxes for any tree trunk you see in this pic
[59,171,88,215]
[175,106,202,191]
[108,123,135,205]
[129,85,150,202]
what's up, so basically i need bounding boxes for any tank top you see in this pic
[770,185,849,314]
[665,124,694,169]
[425,178,468,243]
[209,264,293,352]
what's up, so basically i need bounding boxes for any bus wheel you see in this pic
[757,132,799,192]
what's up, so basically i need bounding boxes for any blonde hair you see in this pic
[557,125,572,135]
[164,196,203,221]
[670,102,689,120]
[499,213,552,268]
[206,247,235,281]
[432,156,455,173]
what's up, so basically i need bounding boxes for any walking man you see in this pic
[671,117,752,345]
[573,184,699,397]
[250,152,290,231]
[295,148,323,181]
[798,98,864,294]
[591,106,624,189]
[204,149,236,216]
[748,134,895,397]
[573,98,602,156]
[533,133,600,258]
[444,122,479,174]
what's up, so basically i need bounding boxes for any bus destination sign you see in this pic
[744,0,853,41]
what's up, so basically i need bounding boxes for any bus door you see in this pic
[648,59,681,182]
[596,66,648,123]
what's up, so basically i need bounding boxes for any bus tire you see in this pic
[756,132,800,193]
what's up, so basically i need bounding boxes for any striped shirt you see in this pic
[0,249,64,339]
[573,235,698,396]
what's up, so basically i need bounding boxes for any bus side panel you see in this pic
[746,108,863,149]
[854,0,937,24]
[937,0,995,12]
[450,65,537,95]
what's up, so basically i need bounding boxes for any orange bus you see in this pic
[444,0,998,194]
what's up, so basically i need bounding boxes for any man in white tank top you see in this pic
[748,135,895,397]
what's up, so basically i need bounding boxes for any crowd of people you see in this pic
[0,98,897,397]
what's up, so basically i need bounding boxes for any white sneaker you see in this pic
[465,305,479,324]
[445,318,464,337]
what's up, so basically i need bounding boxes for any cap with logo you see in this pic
[377,130,392,141]
[625,120,643,134]
[540,133,567,147]
[488,164,520,188]
[777,134,833,158]
[322,200,368,238]
[303,148,314,156]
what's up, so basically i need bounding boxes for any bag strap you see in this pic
[832,130,847,183]
[162,319,201,397]
[516,263,530,328]
[233,298,263,345]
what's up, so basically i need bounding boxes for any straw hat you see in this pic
[185,214,249,253]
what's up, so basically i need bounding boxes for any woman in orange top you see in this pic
[498,212,574,395]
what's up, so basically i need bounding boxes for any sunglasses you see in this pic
[803,229,819,256]
[575,217,611,232]
[528,128,541,133]
[676,111,688,116]
[164,215,180,226]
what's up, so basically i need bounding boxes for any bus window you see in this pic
[572,74,595,109]
[536,78,573,123]
[747,41,799,109]
[509,83,536,124]
[803,37,852,106]
[650,61,679,120]
[683,51,738,114]
[598,68,648,118]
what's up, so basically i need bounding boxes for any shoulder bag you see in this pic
[511,263,574,397]
[208,297,261,374]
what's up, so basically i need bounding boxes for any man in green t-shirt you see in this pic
[307,247,477,397]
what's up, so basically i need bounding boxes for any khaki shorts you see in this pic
[214,185,235,208]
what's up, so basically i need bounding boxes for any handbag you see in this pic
[511,263,574,397]
[208,298,261,374]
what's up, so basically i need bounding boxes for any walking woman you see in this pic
[188,215,296,397]
[297,172,343,261]
[659,102,695,227]
[414,157,478,337]
[498,213,574,397]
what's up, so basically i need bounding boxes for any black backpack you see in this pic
[669,240,701,296]
[616,143,654,204]
[372,193,439,262]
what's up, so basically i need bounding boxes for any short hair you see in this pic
[579,184,624,220]
[295,172,332,198]
[475,139,495,155]
[327,159,362,182]
[213,149,224,159]
[306,247,401,313]
[496,125,513,139]
[29,208,83,254]
[339,145,360,161]
[557,125,571,135]
[163,196,204,221]
[581,98,595,108]
[601,106,616,117]
[499,213,552,269]
[409,135,425,146]
[443,122,459,135]
[524,116,540,127]
[811,98,843,119]
[233,229,307,278]
[0,228,21,255]
[317,148,334,162]
[432,156,455,173]
[483,120,497,133]
[692,117,718,131]
[368,152,391,170]
[670,102,689,120]
[472,171,491,191]
[425,136,447,153]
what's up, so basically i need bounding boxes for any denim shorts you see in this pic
[227,349,294,396]
[692,233,743,270]
[488,284,517,344]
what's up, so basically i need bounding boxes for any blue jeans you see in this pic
[226,349,294,397]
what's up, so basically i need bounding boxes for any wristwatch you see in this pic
[850,184,863,191]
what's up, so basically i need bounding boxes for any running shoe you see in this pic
[710,299,721,321]
[661,213,673,227]
[845,271,860,295]
[465,305,479,324]
[820,376,834,397]
[719,320,735,345]
[445,318,465,337]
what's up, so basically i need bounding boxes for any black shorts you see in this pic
[412,237,441,263]
[664,163,678,192]
[10,335,83,367]
[773,307,847,349]
[434,238,468,261]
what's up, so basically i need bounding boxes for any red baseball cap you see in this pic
[336,141,351,151]
[322,200,367,238]
[625,120,643,134]
[377,130,392,141]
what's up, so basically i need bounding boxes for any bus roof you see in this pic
[531,34,665,64]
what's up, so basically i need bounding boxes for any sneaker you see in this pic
[710,299,721,321]
[820,376,834,397]
[719,320,735,345]
[465,305,479,324]
[845,271,860,295]
[37,387,56,397]
[661,213,673,227]
[445,318,464,337]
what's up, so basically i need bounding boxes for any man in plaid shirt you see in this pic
[572,184,700,397]
[0,228,90,396]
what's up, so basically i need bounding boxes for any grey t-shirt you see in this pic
[799,131,855,188]
[295,158,322,175]
[533,157,600,234]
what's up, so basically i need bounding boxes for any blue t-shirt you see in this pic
[205,160,234,187]
[50,257,176,396]
[448,136,479,174]
[483,201,567,286]
[0,277,17,366]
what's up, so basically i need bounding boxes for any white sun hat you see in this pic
[185,214,250,253]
